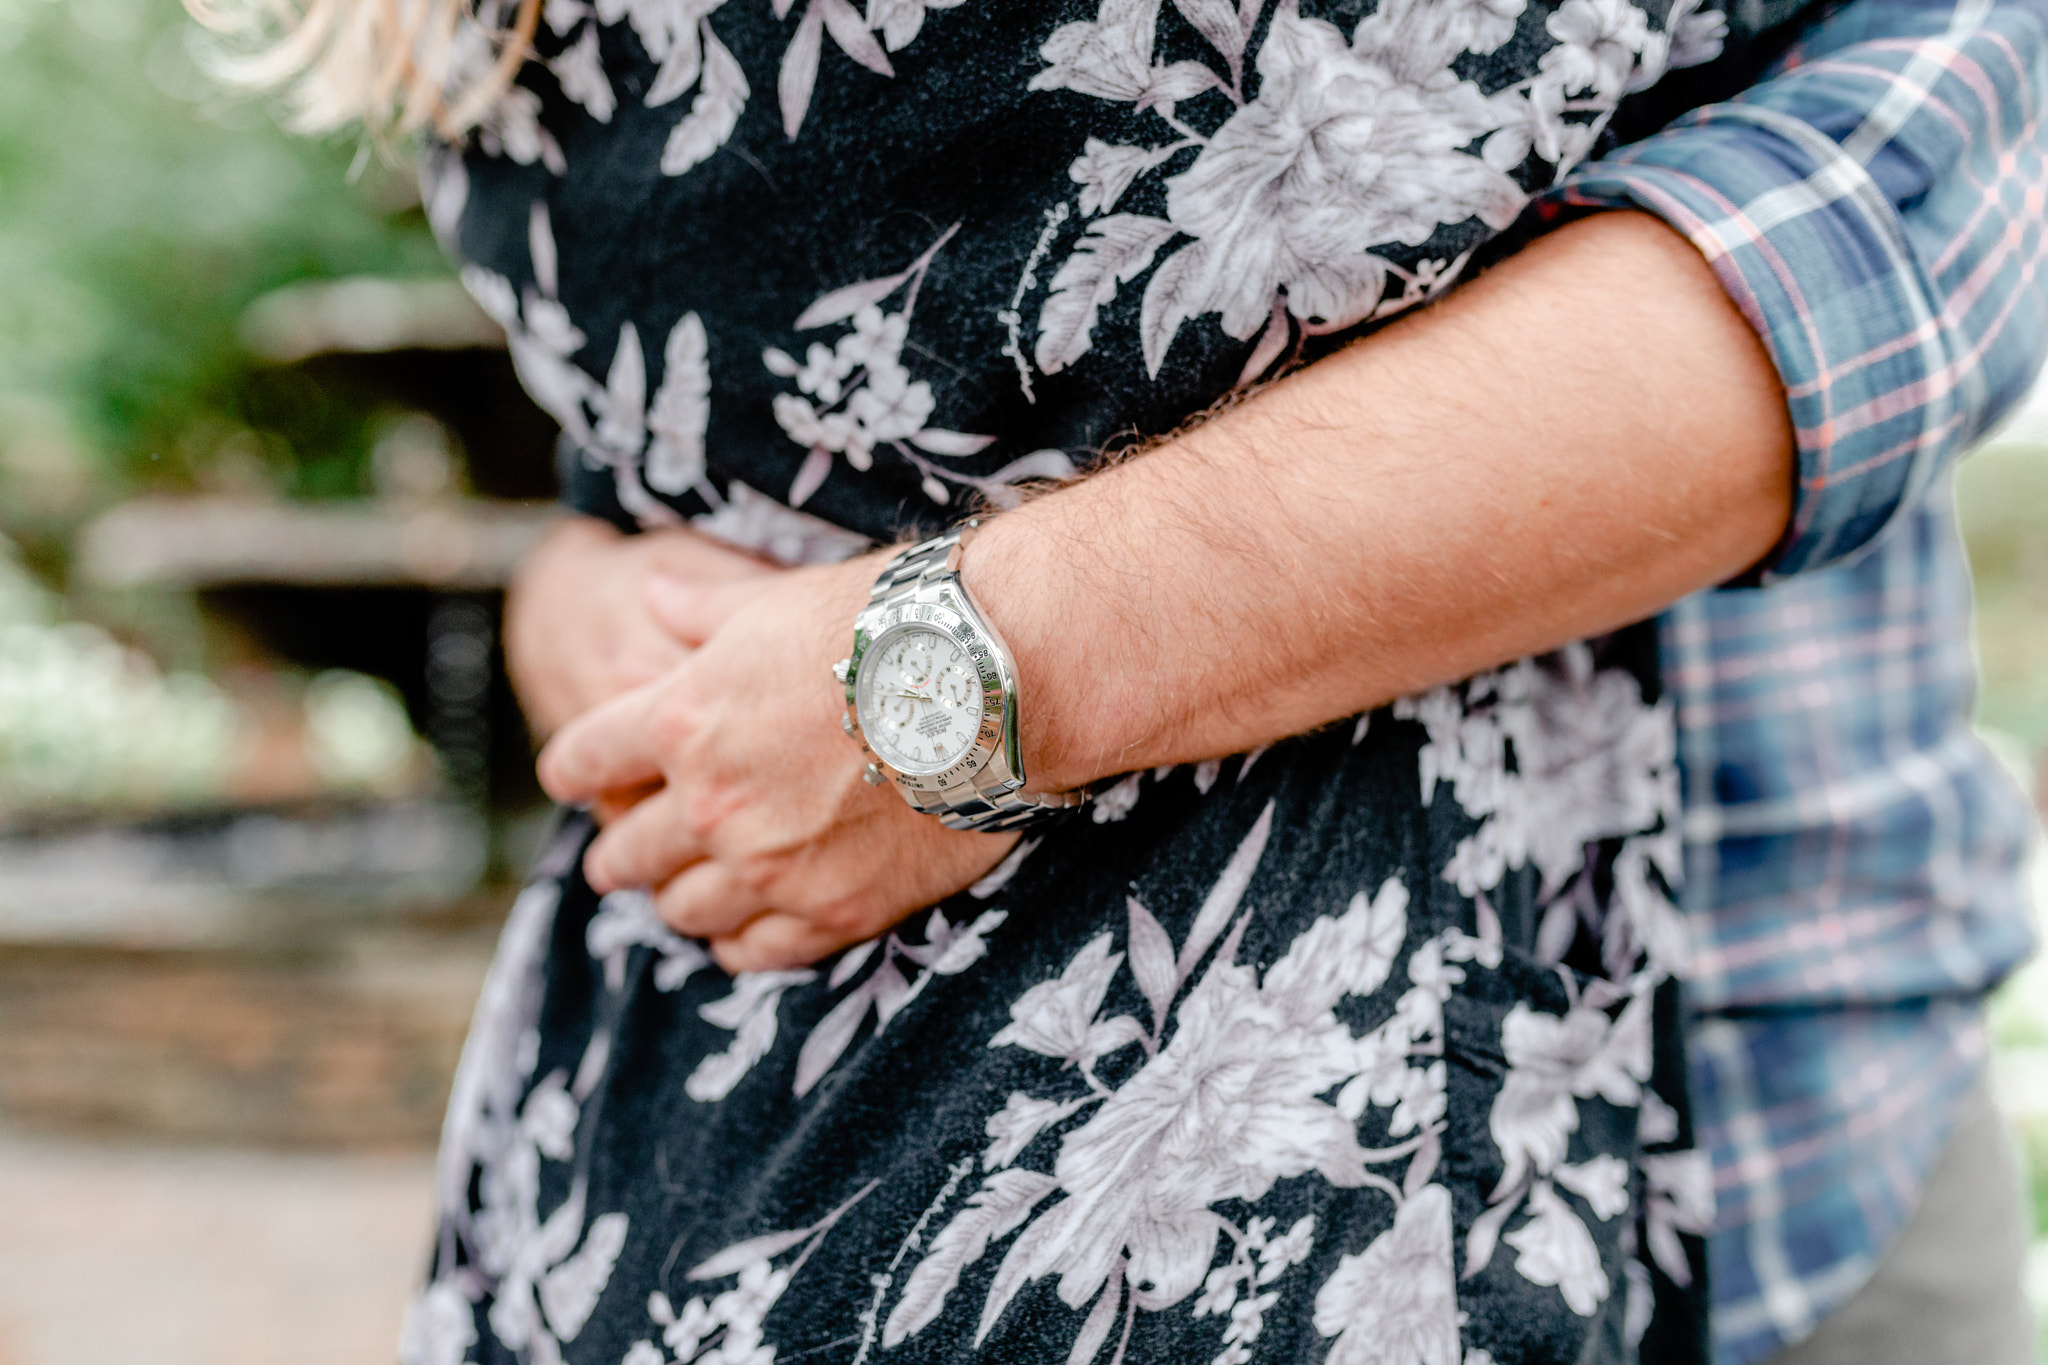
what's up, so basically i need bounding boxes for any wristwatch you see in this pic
[833,520,1088,832]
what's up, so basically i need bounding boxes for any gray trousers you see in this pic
[1763,1074,2034,1365]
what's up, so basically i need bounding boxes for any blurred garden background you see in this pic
[0,0,559,1356]
[1,0,2047,1359]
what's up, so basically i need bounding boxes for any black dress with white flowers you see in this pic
[409,3,1825,1363]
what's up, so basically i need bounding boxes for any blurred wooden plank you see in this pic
[75,496,565,590]
[0,802,492,947]
[237,275,505,363]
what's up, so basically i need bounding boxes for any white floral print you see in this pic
[418,0,1737,1353]
[864,648,1680,1350]
[1313,1184,1459,1365]
[766,227,1079,506]
[1031,0,1724,386]
[1388,646,1685,1321]
[1501,1178,1610,1315]
[624,1180,879,1365]
[686,480,872,564]
[466,0,975,180]
[685,967,818,1102]
[887,806,1467,1361]
[465,226,897,548]
[408,830,635,1365]
[448,0,569,172]
[1544,0,1651,98]
[794,905,1009,1094]
[457,202,893,552]
[587,889,712,991]
[674,901,1013,1104]
[424,639,1696,1361]
[459,205,713,528]
[1642,1148,1715,1285]
[1395,642,1684,982]
[1031,0,1525,380]
[400,1280,479,1365]
[1157,9,1521,347]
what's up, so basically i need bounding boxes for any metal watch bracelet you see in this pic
[853,521,1090,834]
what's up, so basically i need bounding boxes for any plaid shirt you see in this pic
[1550,0,2048,1359]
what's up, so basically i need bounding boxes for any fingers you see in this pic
[590,778,663,826]
[654,860,770,939]
[639,527,779,584]
[581,786,704,894]
[710,911,850,975]
[644,576,768,649]
[538,682,666,802]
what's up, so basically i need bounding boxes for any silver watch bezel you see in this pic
[843,585,1025,799]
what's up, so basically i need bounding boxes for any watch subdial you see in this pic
[934,665,976,711]
[881,695,918,729]
[890,639,936,687]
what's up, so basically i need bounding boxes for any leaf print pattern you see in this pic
[460,213,711,529]
[464,0,975,179]
[461,203,821,540]
[1383,647,1687,1321]
[792,905,1008,1094]
[767,227,1079,506]
[417,633,1704,1363]
[412,0,1781,1350]
[685,968,818,1102]
[400,1280,478,1365]
[1394,642,1685,981]
[627,1180,879,1364]
[868,647,1682,1352]
[1037,214,1180,376]
[404,830,636,1365]
[408,808,1037,1364]
[1030,0,1725,383]
[1641,1148,1714,1286]
[685,480,873,565]
[447,0,568,172]
[660,21,751,177]
[587,889,712,992]
[1312,1185,1458,1365]
[888,810,1465,1361]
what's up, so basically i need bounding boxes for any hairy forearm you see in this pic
[965,211,1796,792]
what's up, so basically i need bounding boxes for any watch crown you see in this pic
[863,762,887,787]
[831,656,852,684]
[841,713,856,737]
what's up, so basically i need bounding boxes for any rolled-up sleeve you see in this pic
[1544,0,2048,582]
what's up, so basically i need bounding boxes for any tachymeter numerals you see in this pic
[855,625,987,775]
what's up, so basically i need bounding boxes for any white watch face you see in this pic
[856,624,987,777]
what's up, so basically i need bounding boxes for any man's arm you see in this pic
[981,0,2048,790]
[542,208,1794,970]
[541,0,2048,972]
[1550,0,2048,582]
[969,210,1793,791]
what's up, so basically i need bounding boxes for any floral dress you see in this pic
[406,2,1823,1362]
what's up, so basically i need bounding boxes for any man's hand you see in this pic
[504,517,777,738]
[535,556,1019,973]
[528,212,1794,974]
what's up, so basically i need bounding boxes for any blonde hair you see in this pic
[185,0,540,139]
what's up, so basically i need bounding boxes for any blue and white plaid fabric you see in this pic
[1549,0,2048,1359]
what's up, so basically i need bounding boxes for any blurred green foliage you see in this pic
[1959,431,2048,753]
[0,0,446,519]
[1960,413,2048,1357]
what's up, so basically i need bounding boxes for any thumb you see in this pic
[644,574,761,647]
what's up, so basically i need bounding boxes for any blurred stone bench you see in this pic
[0,802,504,1148]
